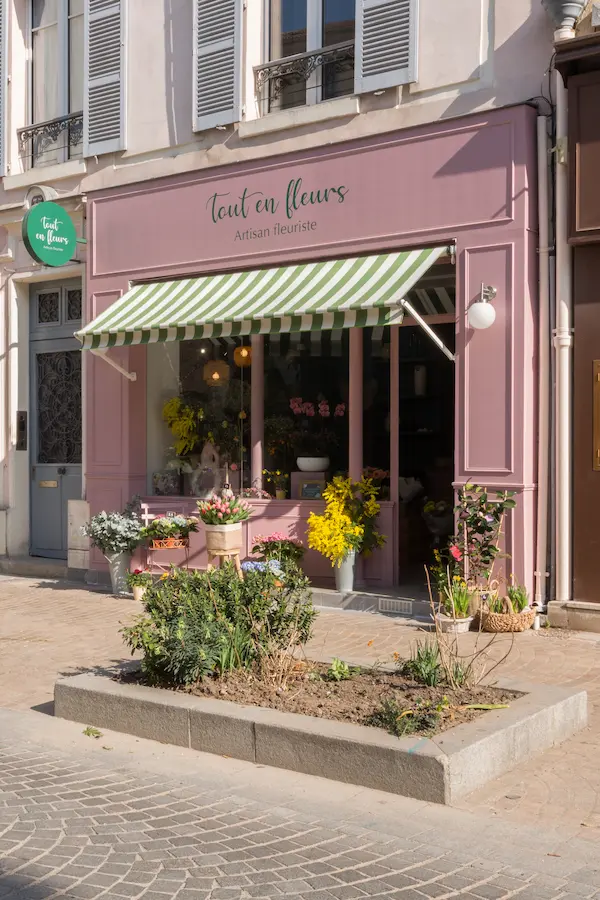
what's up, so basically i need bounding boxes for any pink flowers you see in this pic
[197,493,252,525]
[449,544,463,562]
[290,397,338,419]
[253,531,301,545]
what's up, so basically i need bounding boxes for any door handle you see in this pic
[58,467,67,476]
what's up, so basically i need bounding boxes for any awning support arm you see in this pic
[399,298,455,363]
[90,348,137,382]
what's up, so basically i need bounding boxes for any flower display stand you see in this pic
[206,549,243,581]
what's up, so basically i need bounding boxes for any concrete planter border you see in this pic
[54,673,587,805]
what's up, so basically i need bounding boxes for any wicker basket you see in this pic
[481,608,536,633]
[205,523,243,553]
[150,538,188,550]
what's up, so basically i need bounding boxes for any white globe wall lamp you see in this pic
[468,283,497,330]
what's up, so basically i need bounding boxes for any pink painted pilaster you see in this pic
[250,334,264,487]
[389,326,400,504]
[348,328,363,480]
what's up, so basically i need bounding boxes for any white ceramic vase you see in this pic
[296,457,330,472]
[335,551,356,595]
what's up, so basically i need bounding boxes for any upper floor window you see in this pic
[22,0,84,168]
[266,0,355,112]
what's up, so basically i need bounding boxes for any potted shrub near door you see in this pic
[82,500,143,595]
[308,475,385,595]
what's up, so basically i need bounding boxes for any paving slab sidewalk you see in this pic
[1,577,599,842]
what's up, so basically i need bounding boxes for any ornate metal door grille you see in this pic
[36,351,82,464]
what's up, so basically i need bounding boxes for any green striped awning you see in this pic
[76,246,447,350]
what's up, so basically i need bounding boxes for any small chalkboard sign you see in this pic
[300,480,324,500]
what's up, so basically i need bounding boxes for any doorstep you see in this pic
[548,599,600,633]
[311,586,432,620]
[0,556,67,580]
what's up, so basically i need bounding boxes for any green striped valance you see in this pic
[76,246,448,350]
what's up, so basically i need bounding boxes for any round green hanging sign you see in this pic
[22,201,77,267]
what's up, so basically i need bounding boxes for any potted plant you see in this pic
[127,568,153,602]
[142,515,199,550]
[482,579,536,633]
[448,484,517,610]
[252,532,305,569]
[82,501,143,595]
[436,575,474,633]
[262,469,289,499]
[289,397,345,472]
[307,475,385,595]
[196,493,252,554]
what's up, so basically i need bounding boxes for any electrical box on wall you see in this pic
[16,411,27,451]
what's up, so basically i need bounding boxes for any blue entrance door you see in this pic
[30,285,82,559]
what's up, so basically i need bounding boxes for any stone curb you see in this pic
[54,673,587,804]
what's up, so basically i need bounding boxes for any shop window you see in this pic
[158,338,252,497]
[21,0,84,169]
[264,0,355,113]
[264,330,349,489]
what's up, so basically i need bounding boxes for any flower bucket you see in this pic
[435,613,474,634]
[275,490,287,500]
[132,585,147,603]
[106,552,130,596]
[150,537,188,550]
[204,523,243,553]
[335,550,355,595]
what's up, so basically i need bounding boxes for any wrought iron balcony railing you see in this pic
[254,40,355,102]
[17,111,84,170]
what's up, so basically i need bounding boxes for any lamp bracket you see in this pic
[480,283,497,303]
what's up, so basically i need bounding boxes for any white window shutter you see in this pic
[0,0,7,176]
[194,0,243,132]
[354,0,418,94]
[84,0,127,156]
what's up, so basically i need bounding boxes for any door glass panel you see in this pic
[36,351,82,464]
[37,292,60,324]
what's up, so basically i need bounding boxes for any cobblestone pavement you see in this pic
[1,578,600,842]
[1,708,600,900]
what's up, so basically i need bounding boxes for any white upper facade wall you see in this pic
[0,0,554,205]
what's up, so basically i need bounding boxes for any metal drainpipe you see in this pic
[535,115,551,611]
[553,57,573,605]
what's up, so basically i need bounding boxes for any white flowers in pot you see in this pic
[82,499,143,595]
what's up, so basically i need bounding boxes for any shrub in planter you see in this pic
[142,515,199,549]
[121,562,316,686]
[82,499,143,594]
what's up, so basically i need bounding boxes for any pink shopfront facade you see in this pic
[83,104,539,591]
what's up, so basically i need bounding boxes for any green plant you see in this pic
[367,696,448,737]
[442,576,472,619]
[142,515,199,542]
[252,532,305,570]
[400,640,441,687]
[121,562,317,687]
[326,658,359,682]
[262,469,289,490]
[82,503,143,556]
[507,581,529,612]
[126,569,153,589]
[196,495,252,524]
[449,484,517,586]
